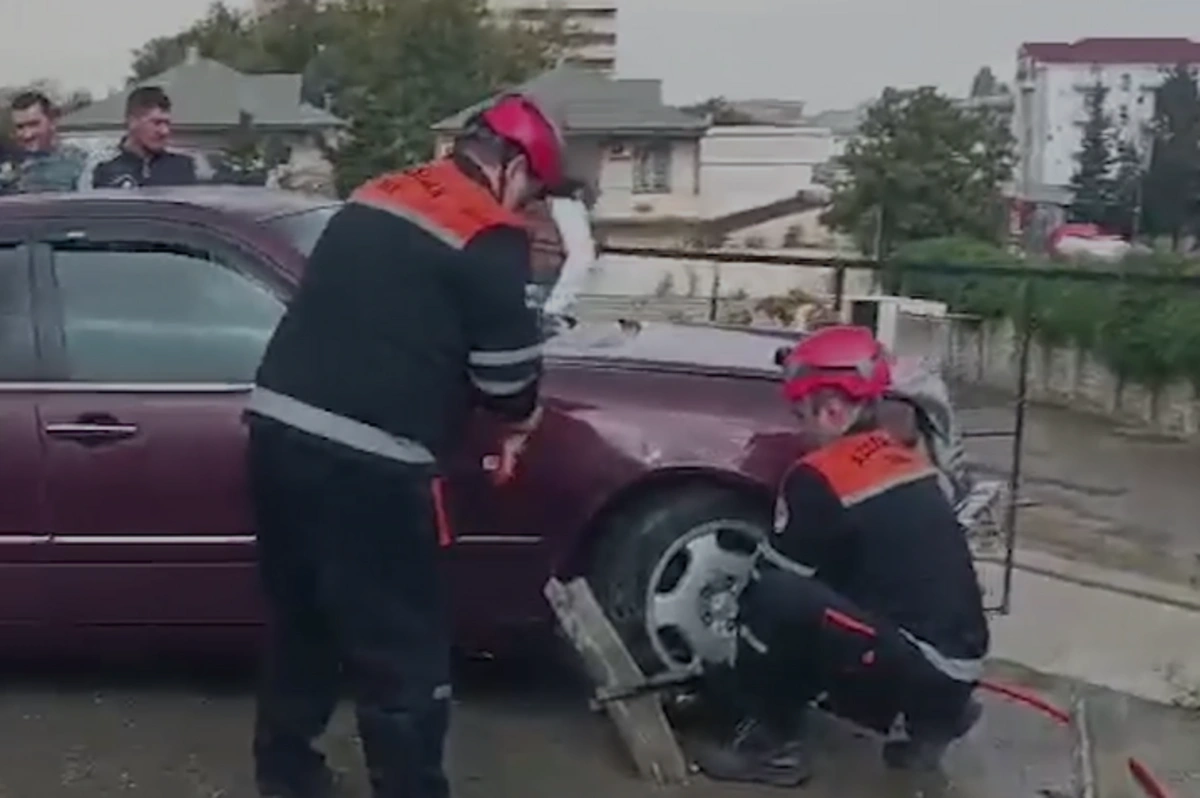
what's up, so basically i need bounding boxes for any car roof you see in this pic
[0,185,340,222]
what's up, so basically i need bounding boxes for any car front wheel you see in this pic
[589,487,768,676]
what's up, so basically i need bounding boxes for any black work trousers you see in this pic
[730,566,975,738]
[248,418,451,798]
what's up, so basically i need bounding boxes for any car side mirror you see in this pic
[774,346,790,368]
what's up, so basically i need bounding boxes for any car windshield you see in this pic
[262,205,341,257]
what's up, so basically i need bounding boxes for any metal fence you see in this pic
[594,243,1200,614]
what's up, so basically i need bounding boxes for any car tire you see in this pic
[588,487,770,676]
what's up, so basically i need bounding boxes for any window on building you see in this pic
[633,142,672,194]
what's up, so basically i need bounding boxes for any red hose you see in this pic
[977,678,1173,798]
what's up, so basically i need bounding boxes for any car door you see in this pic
[0,232,51,627]
[35,219,286,628]
[439,409,557,632]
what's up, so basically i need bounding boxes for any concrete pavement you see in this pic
[0,657,1194,798]
[977,556,1200,708]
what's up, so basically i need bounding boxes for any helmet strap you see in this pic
[496,157,510,204]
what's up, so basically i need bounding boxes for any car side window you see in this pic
[52,240,285,383]
[0,244,35,380]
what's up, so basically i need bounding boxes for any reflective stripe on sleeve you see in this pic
[467,343,542,367]
[469,371,539,397]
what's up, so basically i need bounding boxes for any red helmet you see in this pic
[478,94,565,190]
[781,325,892,403]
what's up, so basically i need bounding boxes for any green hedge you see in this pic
[888,238,1200,388]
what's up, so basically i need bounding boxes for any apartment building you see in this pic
[1014,37,1200,199]
[254,0,618,74]
[487,0,618,74]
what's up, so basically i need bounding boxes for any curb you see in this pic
[977,548,1200,614]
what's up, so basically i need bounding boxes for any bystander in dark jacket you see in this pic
[79,86,204,189]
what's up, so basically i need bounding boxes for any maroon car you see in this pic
[0,186,822,674]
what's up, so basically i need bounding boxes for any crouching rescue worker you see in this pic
[696,325,990,787]
[244,94,564,798]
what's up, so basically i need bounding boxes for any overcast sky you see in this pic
[2,0,1198,112]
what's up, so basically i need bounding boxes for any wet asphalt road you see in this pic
[0,656,1194,798]
[5,378,1200,796]
[955,384,1200,587]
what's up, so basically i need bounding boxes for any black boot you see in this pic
[692,717,813,788]
[882,698,983,772]
[257,768,344,798]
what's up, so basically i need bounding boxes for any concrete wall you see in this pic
[700,125,833,217]
[731,208,844,250]
[700,125,840,249]
[433,132,704,225]
[947,318,1200,437]
[586,254,836,299]
[578,252,873,304]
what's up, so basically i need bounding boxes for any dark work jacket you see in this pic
[249,158,541,472]
[85,142,200,188]
[761,429,990,665]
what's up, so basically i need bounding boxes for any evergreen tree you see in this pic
[823,86,1014,254]
[1110,140,1144,238]
[1069,82,1117,226]
[1141,64,1200,246]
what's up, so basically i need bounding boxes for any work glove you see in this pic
[493,406,544,486]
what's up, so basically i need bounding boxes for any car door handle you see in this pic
[45,415,139,444]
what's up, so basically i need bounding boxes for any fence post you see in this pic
[709,262,721,323]
[832,263,846,316]
[1001,277,1034,615]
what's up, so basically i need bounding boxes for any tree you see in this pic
[127,0,563,195]
[323,0,563,194]
[970,67,998,98]
[129,2,257,80]
[215,112,293,185]
[969,66,1010,98]
[1111,140,1145,238]
[822,86,1014,256]
[1069,82,1118,226]
[1141,64,1200,246]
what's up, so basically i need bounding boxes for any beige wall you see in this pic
[591,136,702,222]
[701,125,835,217]
[949,318,1200,438]
[435,131,703,225]
[699,125,847,250]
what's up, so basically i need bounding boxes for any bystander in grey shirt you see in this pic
[3,143,88,193]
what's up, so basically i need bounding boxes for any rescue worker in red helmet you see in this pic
[695,325,990,787]
[245,93,563,798]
